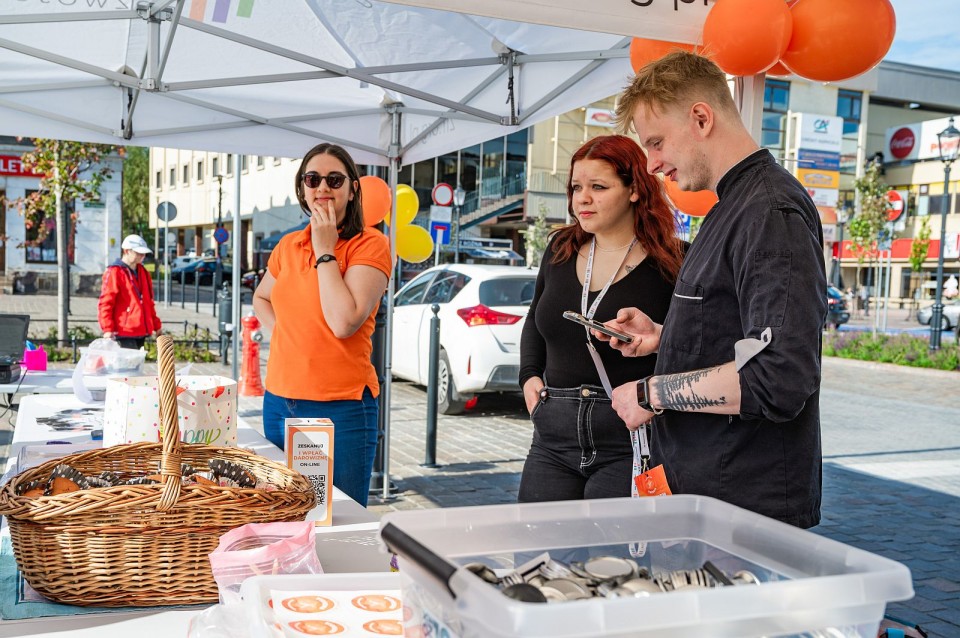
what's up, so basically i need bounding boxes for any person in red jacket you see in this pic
[98,234,162,349]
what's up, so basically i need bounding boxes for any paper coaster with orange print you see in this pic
[287,620,346,635]
[280,595,336,614]
[351,594,402,613]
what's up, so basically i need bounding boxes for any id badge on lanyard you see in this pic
[581,237,635,398]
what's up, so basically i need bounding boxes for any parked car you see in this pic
[917,299,960,331]
[826,284,850,329]
[391,264,538,414]
[170,255,201,271]
[171,258,232,285]
[242,268,267,291]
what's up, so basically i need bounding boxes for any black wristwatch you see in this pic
[313,254,336,268]
[636,376,663,414]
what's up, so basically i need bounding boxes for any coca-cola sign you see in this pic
[889,127,916,159]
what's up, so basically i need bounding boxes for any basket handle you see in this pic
[156,334,183,512]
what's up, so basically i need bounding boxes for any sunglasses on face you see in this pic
[301,171,347,189]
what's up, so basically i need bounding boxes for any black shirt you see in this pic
[520,238,677,390]
[653,149,826,529]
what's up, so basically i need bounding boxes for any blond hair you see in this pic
[615,51,738,133]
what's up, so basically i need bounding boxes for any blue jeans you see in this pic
[262,388,379,507]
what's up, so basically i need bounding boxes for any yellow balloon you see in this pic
[396,224,434,263]
[386,184,419,227]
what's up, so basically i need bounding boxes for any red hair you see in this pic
[550,135,683,282]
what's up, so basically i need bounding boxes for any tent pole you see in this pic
[232,152,242,381]
[382,106,401,501]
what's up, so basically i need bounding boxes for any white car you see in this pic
[391,264,538,414]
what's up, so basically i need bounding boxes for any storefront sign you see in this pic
[885,116,960,162]
[286,419,334,526]
[797,168,839,190]
[0,155,42,177]
[585,108,617,128]
[797,149,840,171]
[806,187,839,207]
[794,114,843,154]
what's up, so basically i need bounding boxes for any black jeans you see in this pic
[117,336,146,350]
[518,384,633,502]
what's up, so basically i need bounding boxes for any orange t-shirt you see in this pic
[265,225,391,401]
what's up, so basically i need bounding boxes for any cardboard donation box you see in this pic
[286,419,334,526]
[103,375,238,447]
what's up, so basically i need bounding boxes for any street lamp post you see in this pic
[453,184,466,264]
[930,117,960,350]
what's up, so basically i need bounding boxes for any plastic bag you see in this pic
[209,521,322,605]
[72,338,146,403]
[187,603,251,638]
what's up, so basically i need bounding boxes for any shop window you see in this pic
[762,80,789,154]
[25,194,75,264]
[413,158,436,211]
[836,90,862,136]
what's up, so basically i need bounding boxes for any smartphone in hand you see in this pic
[562,311,634,343]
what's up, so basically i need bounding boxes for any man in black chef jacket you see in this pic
[603,51,827,529]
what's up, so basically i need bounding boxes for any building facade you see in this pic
[0,137,123,295]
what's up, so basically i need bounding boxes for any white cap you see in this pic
[121,234,152,254]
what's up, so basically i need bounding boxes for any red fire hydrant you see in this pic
[239,311,265,396]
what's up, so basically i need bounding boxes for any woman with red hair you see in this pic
[518,134,685,502]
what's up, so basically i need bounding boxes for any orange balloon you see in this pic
[766,60,792,77]
[663,178,718,218]
[360,175,391,227]
[780,0,896,82]
[702,0,792,76]
[629,38,694,73]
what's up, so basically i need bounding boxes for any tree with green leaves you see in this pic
[907,216,932,319]
[524,202,552,267]
[121,146,150,240]
[13,139,120,345]
[848,161,889,308]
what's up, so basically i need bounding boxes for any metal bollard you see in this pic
[422,304,441,468]
[212,277,217,317]
[180,277,185,308]
[194,277,200,313]
[183,320,188,335]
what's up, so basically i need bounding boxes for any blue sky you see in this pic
[886,0,960,72]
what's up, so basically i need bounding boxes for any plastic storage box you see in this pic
[380,495,913,638]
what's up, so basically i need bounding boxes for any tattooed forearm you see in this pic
[655,367,728,411]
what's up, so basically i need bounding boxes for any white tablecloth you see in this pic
[0,394,389,638]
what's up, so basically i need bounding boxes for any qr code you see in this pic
[308,474,326,505]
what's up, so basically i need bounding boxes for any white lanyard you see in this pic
[581,237,636,397]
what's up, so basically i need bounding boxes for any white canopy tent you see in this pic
[1,0,742,498]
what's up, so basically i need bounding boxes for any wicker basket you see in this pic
[0,335,316,607]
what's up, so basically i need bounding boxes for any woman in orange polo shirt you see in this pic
[253,143,391,506]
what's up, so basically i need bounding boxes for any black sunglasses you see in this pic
[301,171,347,189]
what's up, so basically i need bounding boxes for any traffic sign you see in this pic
[432,182,454,206]
[429,221,451,245]
[429,205,452,223]
[156,201,177,222]
[884,190,905,222]
[214,227,230,244]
